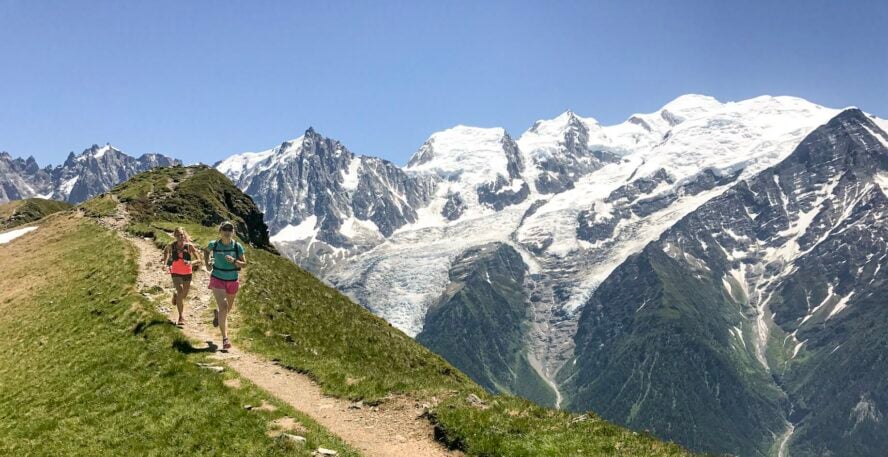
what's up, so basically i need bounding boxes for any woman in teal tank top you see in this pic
[203,221,246,351]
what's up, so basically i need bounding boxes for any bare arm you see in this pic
[203,245,211,270]
[160,244,171,265]
[188,244,201,266]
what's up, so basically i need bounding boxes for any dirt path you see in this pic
[103,202,459,457]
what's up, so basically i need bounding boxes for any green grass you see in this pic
[0,198,72,229]
[88,165,696,456]
[0,214,358,456]
[434,395,692,457]
[77,193,117,217]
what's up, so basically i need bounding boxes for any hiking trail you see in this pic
[97,200,461,457]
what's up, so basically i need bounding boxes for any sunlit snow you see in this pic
[0,226,37,244]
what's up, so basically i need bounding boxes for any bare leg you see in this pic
[180,282,191,311]
[226,293,236,314]
[212,288,228,340]
[174,282,186,319]
[219,294,238,341]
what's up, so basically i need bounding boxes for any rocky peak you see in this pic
[63,151,78,167]
[218,128,437,272]
[23,156,40,174]
[0,144,178,204]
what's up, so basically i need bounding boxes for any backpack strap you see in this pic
[211,239,242,272]
[166,241,177,266]
[170,241,192,262]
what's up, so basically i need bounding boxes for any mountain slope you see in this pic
[562,109,888,456]
[304,96,840,395]
[212,95,888,455]
[416,243,557,407]
[0,198,72,229]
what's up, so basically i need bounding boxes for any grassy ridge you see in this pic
[0,214,357,456]
[104,166,695,456]
[113,165,274,250]
[0,198,72,229]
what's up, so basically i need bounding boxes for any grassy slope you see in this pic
[563,246,783,456]
[110,166,695,457]
[417,243,557,407]
[0,214,357,456]
[0,198,72,229]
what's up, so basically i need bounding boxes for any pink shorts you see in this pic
[209,276,240,295]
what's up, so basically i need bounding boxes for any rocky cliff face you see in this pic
[216,128,436,273]
[0,145,179,204]
[0,152,52,203]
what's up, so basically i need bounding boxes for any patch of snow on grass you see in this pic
[0,226,37,244]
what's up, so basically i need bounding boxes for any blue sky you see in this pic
[1,0,886,166]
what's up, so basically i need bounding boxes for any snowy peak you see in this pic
[406,126,518,178]
[0,144,179,204]
[404,125,530,218]
[216,127,365,184]
[518,94,723,162]
[63,144,123,166]
[657,94,723,124]
[527,110,598,136]
[216,128,437,266]
[54,144,179,202]
[516,97,721,195]
[89,144,117,159]
[215,134,307,182]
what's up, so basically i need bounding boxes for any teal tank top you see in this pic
[208,239,243,281]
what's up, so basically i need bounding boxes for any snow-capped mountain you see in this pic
[406,126,529,216]
[0,144,179,204]
[561,109,888,457]
[216,95,888,456]
[215,128,436,273]
[0,152,52,202]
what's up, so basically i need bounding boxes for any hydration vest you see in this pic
[168,241,193,275]
[211,239,242,272]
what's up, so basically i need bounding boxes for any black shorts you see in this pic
[171,273,192,284]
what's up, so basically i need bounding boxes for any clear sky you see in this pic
[1,0,886,166]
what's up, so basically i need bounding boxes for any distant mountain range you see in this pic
[3,94,887,456]
[214,95,888,457]
[0,144,179,203]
